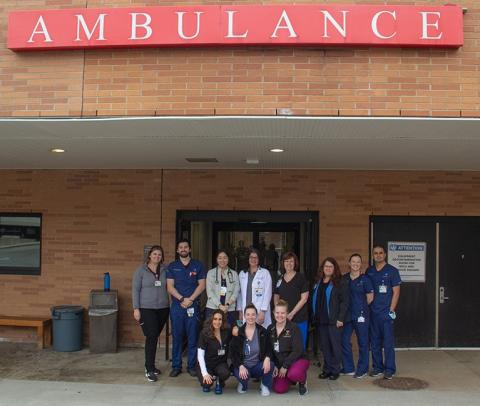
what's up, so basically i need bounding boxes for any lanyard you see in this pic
[215,267,234,284]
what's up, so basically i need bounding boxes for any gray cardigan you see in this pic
[205,267,240,312]
[132,264,169,310]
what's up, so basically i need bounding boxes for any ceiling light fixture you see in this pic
[50,148,65,153]
[269,148,284,153]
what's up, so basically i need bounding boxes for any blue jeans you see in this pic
[233,360,273,389]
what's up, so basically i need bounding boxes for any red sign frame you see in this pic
[8,4,464,51]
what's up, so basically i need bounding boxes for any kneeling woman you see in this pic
[230,303,273,396]
[268,300,309,395]
[196,310,231,393]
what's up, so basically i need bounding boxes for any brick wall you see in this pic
[1,169,480,345]
[1,0,479,117]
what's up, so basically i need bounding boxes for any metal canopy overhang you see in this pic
[0,115,479,170]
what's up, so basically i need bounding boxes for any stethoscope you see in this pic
[214,267,234,284]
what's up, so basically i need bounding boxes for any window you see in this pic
[0,213,42,275]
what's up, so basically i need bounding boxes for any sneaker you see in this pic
[145,371,157,382]
[369,369,383,378]
[260,383,270,396]
[153,367,162,375]
[187,368,197,377]
[169,369,182,377]
[328,374,339,381]
[202,384,211,393]
[340,369,355,376]
[318,371,331,379]
[384,371,394,380]
[354,372,368,379]
[237,382,247,394]
[298,382,308,395]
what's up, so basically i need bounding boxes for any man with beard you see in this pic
[167,239,206,377]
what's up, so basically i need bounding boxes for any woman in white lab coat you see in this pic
[237,248,273,328]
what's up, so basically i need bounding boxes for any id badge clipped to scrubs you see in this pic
[187,307,195,318]
[274,340,280,353]
[255,287,263,297]
[379,284,387,294]
[218,348,226,356]
[154,280,162,287]
[220,286,227,296]
[357,316,365,323]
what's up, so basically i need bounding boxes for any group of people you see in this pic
[132,239,401,396]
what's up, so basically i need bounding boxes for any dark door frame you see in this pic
[370,215,480,348]
[176,210,319,282]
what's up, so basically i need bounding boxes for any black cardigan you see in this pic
[312,276,350,325]
[230,323,272,368]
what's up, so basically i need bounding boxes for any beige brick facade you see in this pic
[1,169,480,344]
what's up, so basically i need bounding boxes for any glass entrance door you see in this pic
[214,222,300,281]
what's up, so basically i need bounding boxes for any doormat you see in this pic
[373,377,428,390]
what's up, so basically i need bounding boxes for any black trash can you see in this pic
[51,305,84,352]
[89,290,118,353]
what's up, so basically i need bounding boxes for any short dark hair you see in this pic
[176,238,191,249]
[244,303,258,314]
[281,251,299,272]
[372,244,386,253]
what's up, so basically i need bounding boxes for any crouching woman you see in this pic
[268,299,310,395]
[196,309,231,393]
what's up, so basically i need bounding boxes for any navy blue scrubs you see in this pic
[167,259,206,371]
[341,274,373,375]
[367,264,401,375]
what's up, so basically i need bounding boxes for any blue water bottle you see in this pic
[103,272,110,292]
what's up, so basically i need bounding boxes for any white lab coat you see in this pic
[237,267,272,328]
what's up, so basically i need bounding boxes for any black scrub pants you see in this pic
[319,324,343,375]
[140,308,169,373]
[196,362,230,387]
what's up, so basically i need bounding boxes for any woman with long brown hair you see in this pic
[311,257,349,380]
[196,309,231,393]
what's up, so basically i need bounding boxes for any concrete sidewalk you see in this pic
[0,343,479,406]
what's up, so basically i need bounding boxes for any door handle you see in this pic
[439,286,449,304]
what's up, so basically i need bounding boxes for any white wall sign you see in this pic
[387,241,426,282]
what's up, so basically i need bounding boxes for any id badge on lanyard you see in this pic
[187,307,195,317]
[274,340,280,352]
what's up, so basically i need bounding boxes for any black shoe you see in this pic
[384,371,394,380]
[145,371,157,382]
[318,371,331,379]
[369,369,383,378]
[298,382,308,395]
[153,367,161,375]
[187,368,197,377]
[169,369,182,377]
[328,374,339,380]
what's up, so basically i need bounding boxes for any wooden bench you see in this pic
[0,316,52,349]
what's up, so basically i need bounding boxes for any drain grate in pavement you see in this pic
[373,377,429,391]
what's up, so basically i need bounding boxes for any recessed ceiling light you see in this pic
[269,148,284,153]
[246,158,259,165]
[50,148,65,153]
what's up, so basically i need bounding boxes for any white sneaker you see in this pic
[260,383,270,396]
[237,382,247,394]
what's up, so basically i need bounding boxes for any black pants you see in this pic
[140,308,169,372]
[196,362,230,387]
[318,324,343,375]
